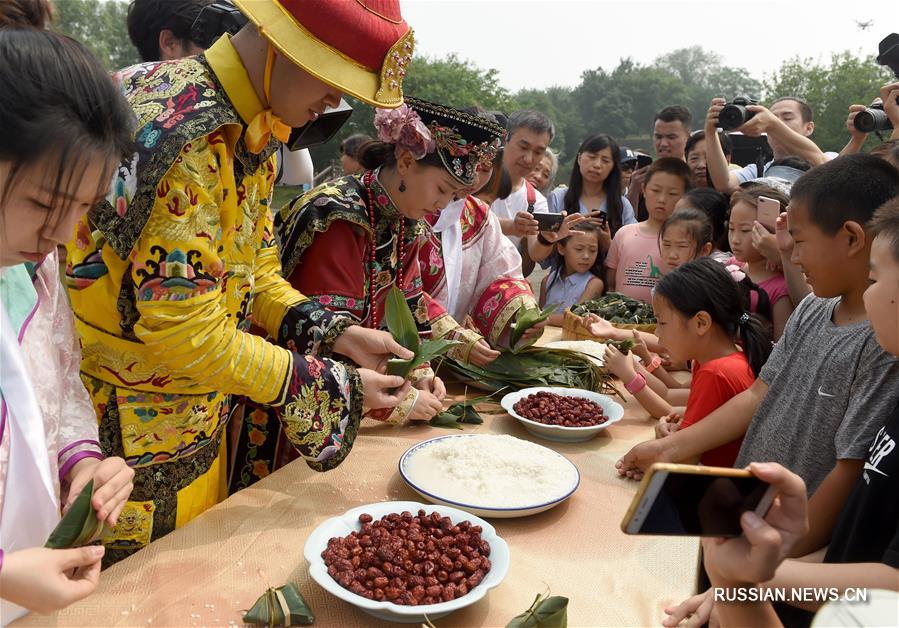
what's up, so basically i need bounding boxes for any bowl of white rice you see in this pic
[399,434,580,518]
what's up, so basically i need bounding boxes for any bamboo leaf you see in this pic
[385,285,420,353]
[506,593,569,628]
[509,304,557,352]
[243,583,314,626]
[386,337,460,379]
[46,480,105,549]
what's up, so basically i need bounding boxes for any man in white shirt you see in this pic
[706,96,836,194]
[493,110,583,273]
[492,109,552,247]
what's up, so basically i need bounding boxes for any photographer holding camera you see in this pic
[842,82,899,156]
[705,96,832,194]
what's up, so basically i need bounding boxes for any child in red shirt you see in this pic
[606,257,772,470]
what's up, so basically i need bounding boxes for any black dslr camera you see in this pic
[853,33,899,134]
[717,96,760,131]
[190,1,352,150]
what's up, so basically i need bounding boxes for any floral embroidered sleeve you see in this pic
[251,208,354,358]
[39,251,103,481]
[129,138,294,405]
[470,213,536,349]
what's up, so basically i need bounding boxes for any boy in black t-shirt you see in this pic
[664,197,899,627]
[824,199,899,569]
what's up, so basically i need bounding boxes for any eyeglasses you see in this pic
[620,162,637,173]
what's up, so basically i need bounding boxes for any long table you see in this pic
[14,331,698,627]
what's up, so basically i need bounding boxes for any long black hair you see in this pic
[654,257,772,377]
[0,29,133,227]
[563,134,625,234]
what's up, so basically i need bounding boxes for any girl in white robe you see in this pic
[0,28,134,621]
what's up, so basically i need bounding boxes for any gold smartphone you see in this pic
[620,463,776,537]
[756,196,781,231]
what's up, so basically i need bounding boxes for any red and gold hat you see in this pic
[233,0,413,108]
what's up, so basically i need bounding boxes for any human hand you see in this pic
[737,105,776,136]
[510,211,539,238]
[65,457,134,527]
[705,97,726,133]
[751,221,780,263]
[774,212,793,255]
[701,462,808,587]
[521,318,548,342]
[593,216,612,251]
[663,589,716,628]
[879,81,899,129]
[603,343,636,382]
[846,104,869,140]
[616,438,674,481]
[466,338,500,366]
[583,314,622,340]
[655,412,681,439]
[414,375,446,401]
[333,326,414,371]
[0,546,105,614]
[629,329,652,363]
[407,389,445,421]
[540,212,585,244]
[359,369,411,409]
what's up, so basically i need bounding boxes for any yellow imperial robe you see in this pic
[65,36,362,564]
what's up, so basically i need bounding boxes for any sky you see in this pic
[400,0,895,92]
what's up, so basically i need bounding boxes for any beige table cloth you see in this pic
[14,329,698,627]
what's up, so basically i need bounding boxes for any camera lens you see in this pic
[719,104,751,131]
[853,108,894,133]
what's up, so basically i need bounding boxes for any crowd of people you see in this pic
[0,0,897,625]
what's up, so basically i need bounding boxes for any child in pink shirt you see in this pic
[605,158,692,302]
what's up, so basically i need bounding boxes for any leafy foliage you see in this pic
[53,0,140,71]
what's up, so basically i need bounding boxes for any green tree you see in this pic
[764,52,893,152]
[53,0,140,70]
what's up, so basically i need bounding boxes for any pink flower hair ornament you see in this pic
[372,96,506,186]
[374,104,435,160]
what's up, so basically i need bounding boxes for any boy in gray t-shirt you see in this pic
[735,294,899,493]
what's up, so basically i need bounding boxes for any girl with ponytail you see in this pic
[605,258,772,470]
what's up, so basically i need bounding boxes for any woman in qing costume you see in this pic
[235,99,503,476]
[419,115,544,349]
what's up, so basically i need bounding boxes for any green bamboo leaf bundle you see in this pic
[384,286,459,378]
[243,583,314,626]
[571,292,656,325]
[506,593,569,628]
[438,347,622,400]
[45,480,105,549]
[509,303,557,352]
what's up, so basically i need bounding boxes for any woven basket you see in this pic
[562,308,656,341]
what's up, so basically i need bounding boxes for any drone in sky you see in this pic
[855,19,874,31]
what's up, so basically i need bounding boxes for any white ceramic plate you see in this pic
[398,434,580,518]
[304,501,509,624]
[501,387,625,442]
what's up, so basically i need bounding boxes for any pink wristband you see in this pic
[624,372,647,395]
[646,355,663,373]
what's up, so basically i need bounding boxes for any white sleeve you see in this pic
[276,148,314,187]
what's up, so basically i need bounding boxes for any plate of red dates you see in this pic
[304,501,509,623]
[501,387,624,442]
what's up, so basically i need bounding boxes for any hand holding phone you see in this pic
[756,196,780,231]
[701,462,809,587]
[533,212,565,233]
[621,463,776,537]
